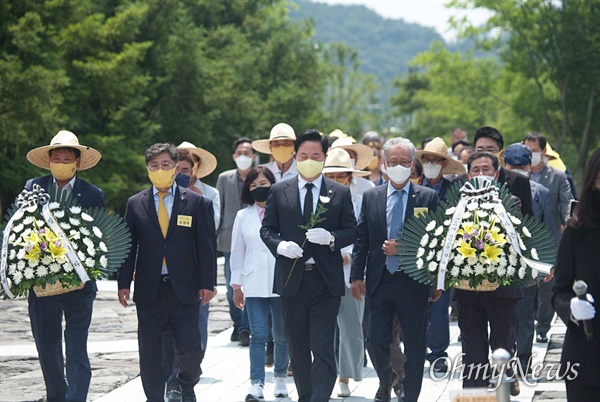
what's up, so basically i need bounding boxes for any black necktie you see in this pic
[303,183,314,223]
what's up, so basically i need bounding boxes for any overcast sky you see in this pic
[311,0,491,41]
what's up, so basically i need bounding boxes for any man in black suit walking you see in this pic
[350,137,440,402]
[261,130,357,402]
[118,143,216,402]
[24,130,104,402]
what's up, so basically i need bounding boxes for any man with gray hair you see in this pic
[351,137,440,402]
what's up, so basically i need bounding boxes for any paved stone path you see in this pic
[0,274,569,401]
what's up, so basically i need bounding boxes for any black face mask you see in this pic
[175,173,191,188]
[250,186,270,203]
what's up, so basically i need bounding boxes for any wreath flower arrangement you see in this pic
[1,184,131,298]
[397,178,555,291]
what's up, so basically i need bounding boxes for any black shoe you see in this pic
[239,330,250,347]
[434,359,448,373]
[231,324,240,342]
[536,333,548,343]
[166,389,182,402]
[265,340,274,367]
[374,386,391,402]
[393,381,404,399]
[182,390,197,402]
[510,377,520,396]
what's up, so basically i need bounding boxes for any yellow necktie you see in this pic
[158,191,169,238]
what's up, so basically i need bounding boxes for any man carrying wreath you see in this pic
[24,130,104,402]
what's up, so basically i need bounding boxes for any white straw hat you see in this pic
[331,136,373,170]
[415,137,466,175]
[26,130,102,170]
[177,141,218,178]
[252,123,296,154]
[323,148,370,177]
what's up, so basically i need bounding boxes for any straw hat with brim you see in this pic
[177,141,218,178]
[415,137,466,175]
[26,130,102,171]
[323,148,370,177]
[331,137,373,171]
[252,123,296,154]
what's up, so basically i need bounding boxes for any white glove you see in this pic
[570,294,596,321]
[277,241,304,259]
[306,228,332,245]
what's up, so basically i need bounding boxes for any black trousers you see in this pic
[516,285,537,371]
[457,294,518,388]
[367,270,429,402]
[136,281,202,402]
[281,269,341,402]
[28,281,96,402]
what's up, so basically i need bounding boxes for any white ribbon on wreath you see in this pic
[436,179,552,290]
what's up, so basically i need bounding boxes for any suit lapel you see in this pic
[284,177,303,222]
[376,185,387,234]
[143,187,163,235]
[406,184,418,219]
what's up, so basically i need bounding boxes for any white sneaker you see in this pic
[338,381,351,397]
[273,376,289,398]
[245,383,264,402]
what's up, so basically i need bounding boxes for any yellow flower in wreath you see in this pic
[490,226,507,245]
[24,243,41,261]
[481,243,502,263]
[457,240,476,258]
[49,239,68,258]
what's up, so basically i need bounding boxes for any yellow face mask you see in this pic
[367,156,379,171]
[297,159,324,179]
[271,146,295,164]
[148,167,177,189]
[50,162,77,181]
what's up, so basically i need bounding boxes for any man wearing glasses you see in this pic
[351,137,440,402]
[118,143,217,402]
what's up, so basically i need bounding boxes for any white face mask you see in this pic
[379,163,387,175]
[235,155,253,170]
[386,164,412,184]
[423,162,443,180]
[531,152,543,166]
[473,175,496,187]
[510,168,528,177]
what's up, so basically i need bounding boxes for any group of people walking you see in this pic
[14,123,600,402]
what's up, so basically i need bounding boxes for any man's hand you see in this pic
[306,228,332,245]
[543,267,555,282]
[351,280,365,301]
[432,289,442,302]
[382,239,398,256]
[233,288,245,310]
[199,289,215,305]
[118,289,130,308]
[277,241,304,259]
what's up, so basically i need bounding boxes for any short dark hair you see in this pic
[177,149,196,165]
[145,143,178,164]
[421,137,434,150]
[474,126,504,150]
[49,147,81,159]
[452,139,472,152]
[294,129,328,154]
[523,131,547,150]
[232,137,254,154]
[240,166,276,205]
[414,157,423,176]
[467,151,499,172]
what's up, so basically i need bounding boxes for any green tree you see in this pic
[449,0,600,183]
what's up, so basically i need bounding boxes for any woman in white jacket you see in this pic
[230,166,289,402]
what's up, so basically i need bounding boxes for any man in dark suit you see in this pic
[453,151,523,395]
[118,143,216,402]
[350,137,440,402]
[24,130,104,402]
[261,130,357,402]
